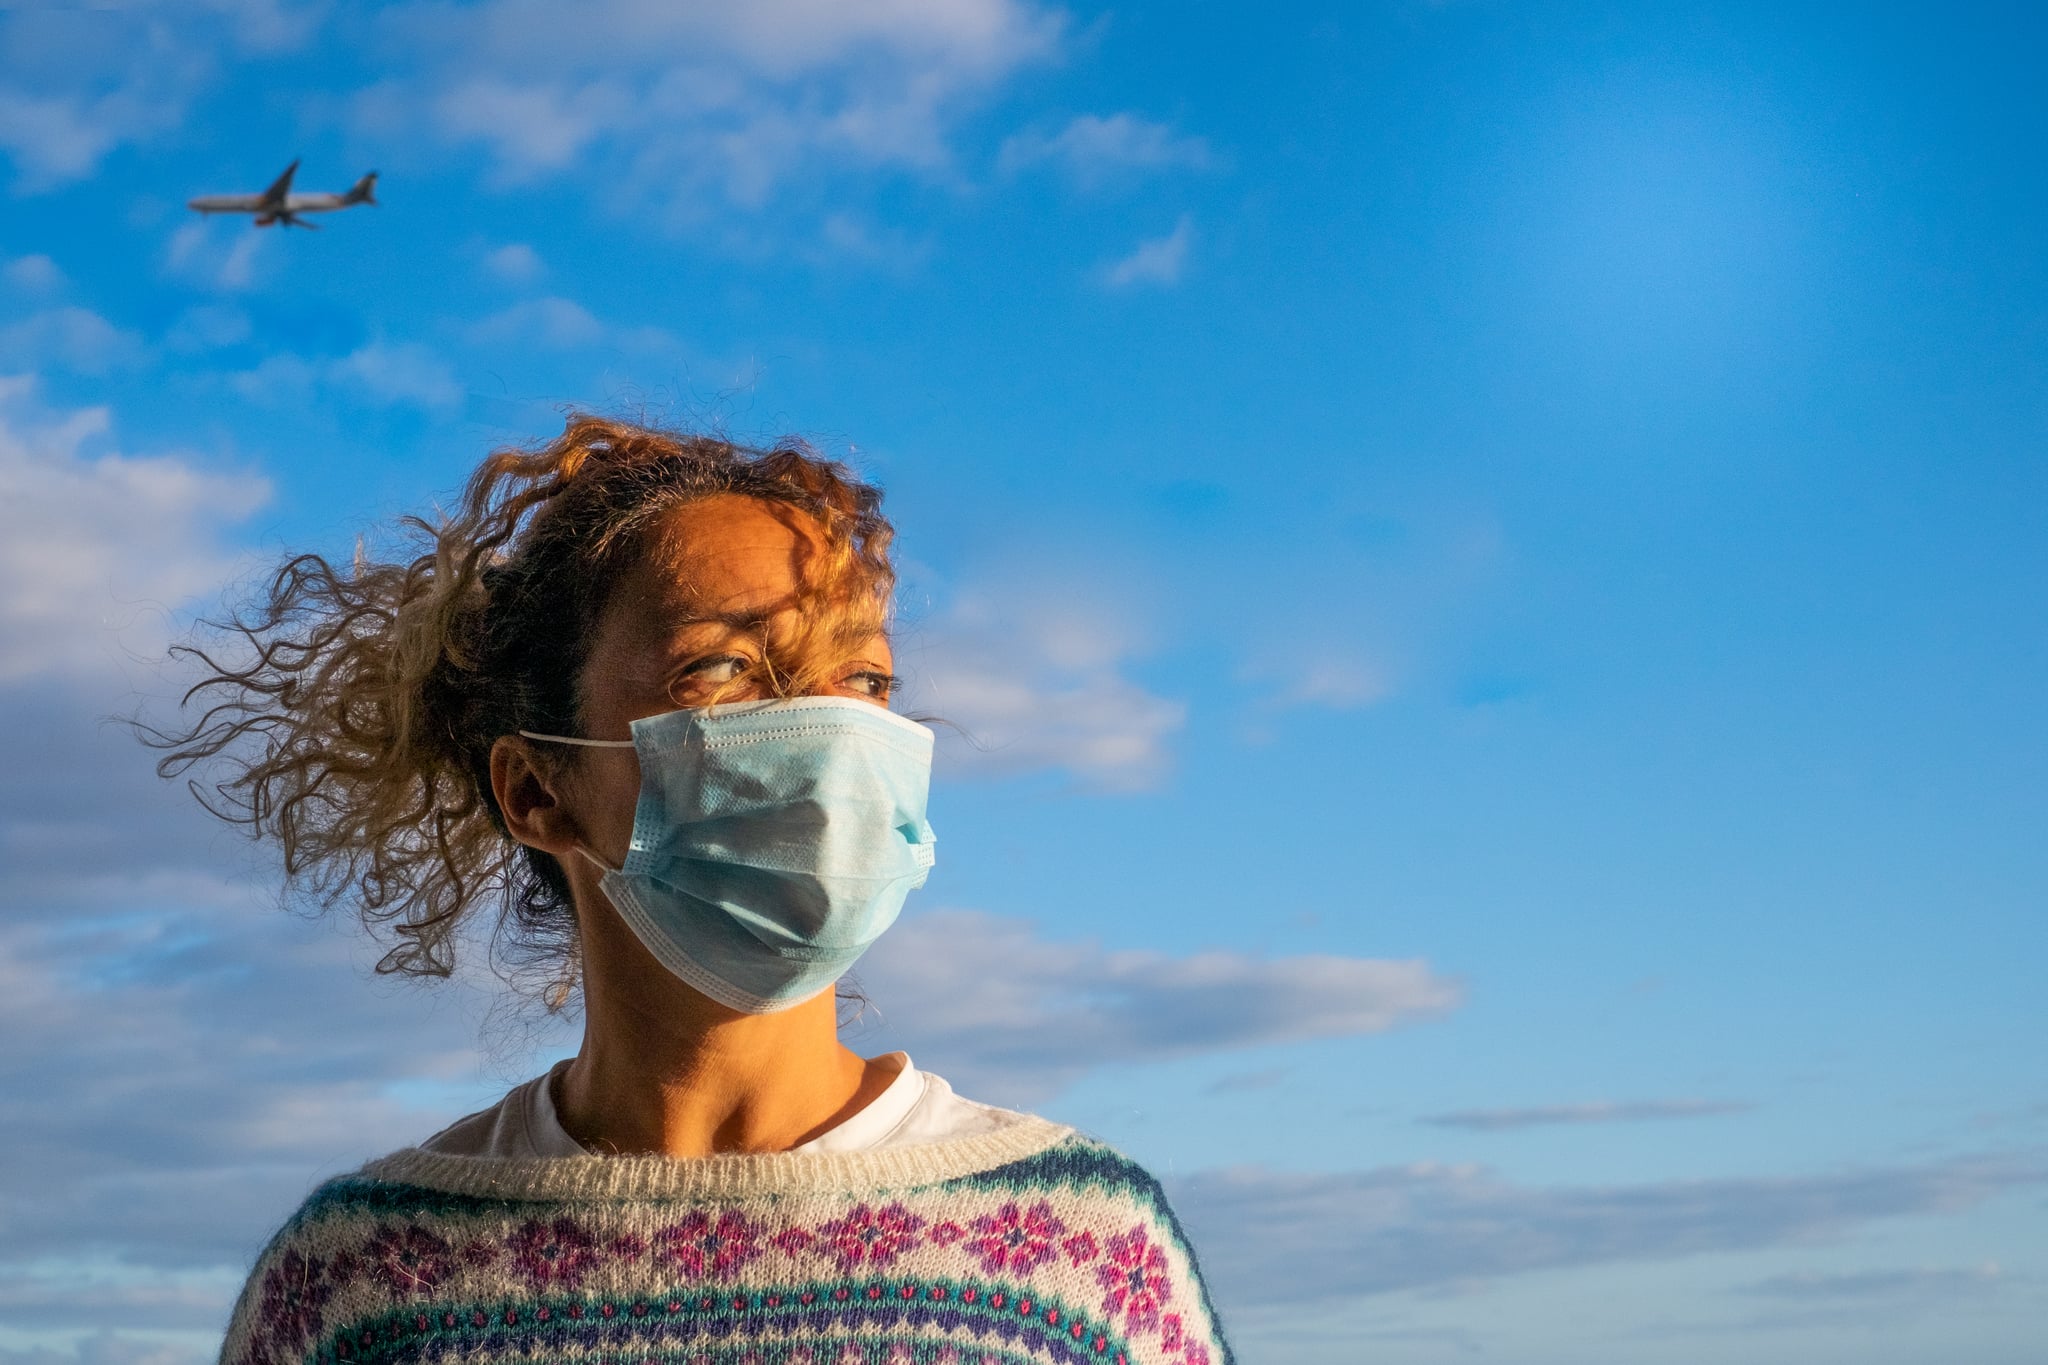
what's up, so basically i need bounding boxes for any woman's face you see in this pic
[560,494,895,865]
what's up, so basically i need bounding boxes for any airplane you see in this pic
[187,160,378,229]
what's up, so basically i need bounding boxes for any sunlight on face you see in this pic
[576,494,896,741]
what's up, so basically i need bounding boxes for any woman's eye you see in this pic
[691,655,750,683]
[668,654,760,703]
[841,670,900,702]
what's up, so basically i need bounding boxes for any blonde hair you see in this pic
[151,416,896,992]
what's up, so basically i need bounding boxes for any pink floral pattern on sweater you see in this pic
[220,1132,1230,1365]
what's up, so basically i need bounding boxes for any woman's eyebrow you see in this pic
[660,606,783,644]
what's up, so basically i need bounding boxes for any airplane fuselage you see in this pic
[188,192,360,213]
[186,163,378,228]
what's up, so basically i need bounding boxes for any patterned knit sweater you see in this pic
[221,1116,1232,1365]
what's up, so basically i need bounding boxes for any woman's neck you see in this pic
[557,984,896,1157]
[553,895,896,1157]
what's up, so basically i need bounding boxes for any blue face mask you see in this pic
[522,696,936,1014]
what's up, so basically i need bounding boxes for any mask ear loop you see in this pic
[517,730,634,872]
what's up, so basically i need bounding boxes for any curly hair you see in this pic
[148,416,896,998]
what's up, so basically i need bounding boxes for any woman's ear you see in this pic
[490,736,583,855]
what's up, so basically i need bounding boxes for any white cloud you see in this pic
[1207,1067,1290,1095]
[1736,1264,2007,1303]
[0,1262,236,1331]
[1173,1152,2047,1311]
[1423,1099,1755,1131]
[327,340,464,409]
[0,307,146,374]
[4,253,66,292]
[482,241,546,283]
[431,77,634,180]
[163,221,269,293]
[464,294,684,355]
[164,303,251,353]
[0,85,184,192]
[0,375,267,682]
[810,211,929,269]
[226,340,463,411]
[999,112,1213,187]
[1239,655,1397,743]
[0,571,528,1289]
[896,584,1187,790]
[1712,1261,2023,1334]
[0,4,322,191]
[1259,658,1393,712]
[223,353,315,407]
[0,898,520,1275]
[192,0,328,55]
[386,0,1058,88]
[1101,215,1193,289]
[858,909,1462,1103]
[467,295,607,348]
[0,1331,209,1365]
[356,0,1065,216]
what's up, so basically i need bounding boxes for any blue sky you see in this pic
[1,2,2044,1362]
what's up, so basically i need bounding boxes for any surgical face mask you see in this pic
[522,696,936,1014]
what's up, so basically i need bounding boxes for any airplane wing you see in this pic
[259,160,301,212]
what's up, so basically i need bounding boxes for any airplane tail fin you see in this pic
[347,171,379,206]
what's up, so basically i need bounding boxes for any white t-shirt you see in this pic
[419,1053,1022,1158]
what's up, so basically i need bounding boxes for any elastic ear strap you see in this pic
[519,730,635,748]
[509,733,629,873]
[575,844,622,875]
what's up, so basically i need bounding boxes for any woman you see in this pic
[159,418,1231,1365]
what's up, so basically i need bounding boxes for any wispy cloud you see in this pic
[0,307,146,375]
[0,1330,208,1365]
[857,909,1461,1103]
[163,222,270,293]
[0,376,267,683]
[464,296,678,354]
[1174,1153,2048,1311]
[164,304,253,354]
[481,241,546,284]
[809,211,931,270]
[0,84,175,190]
[0,3,322,191]
[468,295,607,348]
[999,112,1213,188]
[1735,1264,2008,1303]
[424,77,633,181]
[356,0,1065,218]
[1206,1068,1290,1095]
[0,1262,238,1331]
[1101,216,1193,289]
[225,341,464,412]
[0,389,473,1365]
[1669,1262,2028,1335]
[1246,656,1393,720]
[328,340,466,409]
[1422,1099,1754,1131]
[0,67,185,193]
[0,878,528,1365]
[3,253,66,292]
[896,583,1187,790]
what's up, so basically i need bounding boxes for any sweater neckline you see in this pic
[360,1115,1073,1202]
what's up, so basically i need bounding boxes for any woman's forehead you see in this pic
[622,497,809,611]
[608,497,883,644]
